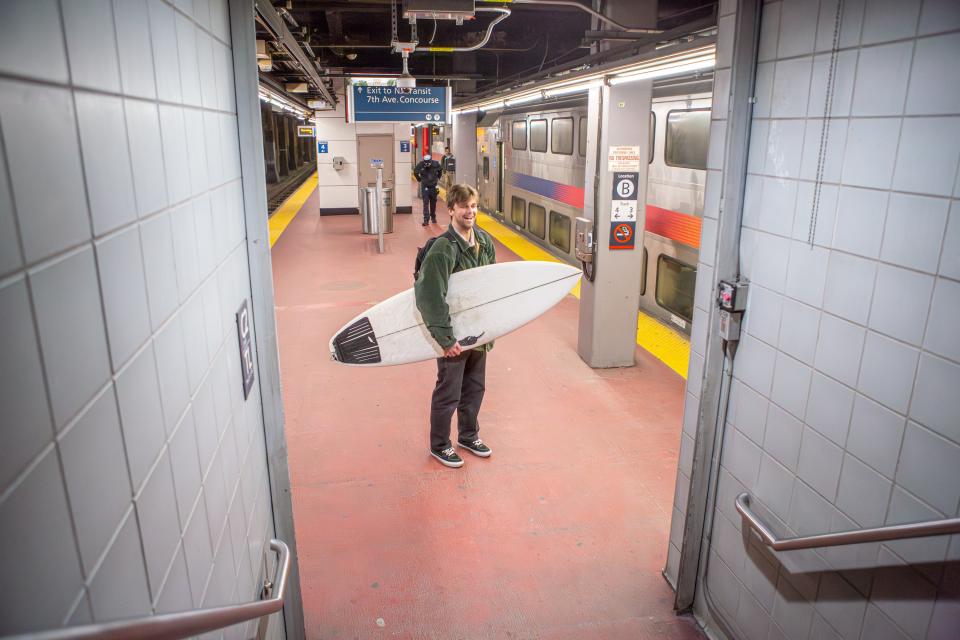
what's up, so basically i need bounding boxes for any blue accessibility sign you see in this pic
[317,141,329,153]
[400,141,410,152]
[350,85,448,123]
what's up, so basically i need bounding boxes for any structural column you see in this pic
[577,80,652,368]
[452,111,477,187]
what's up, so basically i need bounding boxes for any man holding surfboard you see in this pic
[415,184,496,468]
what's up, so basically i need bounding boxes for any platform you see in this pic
[270,185,700,638]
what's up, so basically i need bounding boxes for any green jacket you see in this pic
[414,225,496,350]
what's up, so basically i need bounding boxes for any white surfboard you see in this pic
[330,261,581,366]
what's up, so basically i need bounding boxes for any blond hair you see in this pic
[445,183,479,210]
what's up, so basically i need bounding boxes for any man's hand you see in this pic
[443,342,462,358]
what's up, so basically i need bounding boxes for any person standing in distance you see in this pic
[414,184,496,468]
[413,152,443,226]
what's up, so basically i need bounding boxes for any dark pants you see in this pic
[421,186,438,222]
[430,349,486,451]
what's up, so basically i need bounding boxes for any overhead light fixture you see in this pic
[456,45,716,111]
[505,93,542,106]
[543,79,604,98]
[608,55,715,85]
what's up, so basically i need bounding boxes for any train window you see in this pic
[528,203,546,238]
[649,112,656,164]
[511,196,526,228]
[578,117,587,156]
[551,117,574,155]
[511,121,527,150]
[664,108,710,170]
[655,255,696,323]
[482,156,490,180]
[549,211,571,253]
[529,119,547,152]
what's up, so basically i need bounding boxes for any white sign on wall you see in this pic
[607,145,641,171]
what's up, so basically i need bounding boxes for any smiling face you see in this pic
[450,196,478,234]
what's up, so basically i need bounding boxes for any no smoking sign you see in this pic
[609,221,636,250]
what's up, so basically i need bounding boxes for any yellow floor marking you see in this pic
[477,211,688,379]
[269,172,318,248]
[636,313,690,378]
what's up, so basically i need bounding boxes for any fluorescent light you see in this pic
[505,92,542,106]
[543,79,604,98]
[454,45,716,111]
[608,56,715,85]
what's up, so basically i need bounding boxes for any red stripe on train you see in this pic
[644,205,702,249]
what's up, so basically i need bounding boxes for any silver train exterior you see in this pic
[475,85,712,335]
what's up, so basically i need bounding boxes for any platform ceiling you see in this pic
[255,0,716,106]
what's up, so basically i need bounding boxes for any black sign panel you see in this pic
[611,172,639,200]
[236,300,255,400]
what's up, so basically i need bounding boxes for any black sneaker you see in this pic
[431,216,437,223]
[430,447,464,468]
[421,221,429,226]
[457,438,492,457]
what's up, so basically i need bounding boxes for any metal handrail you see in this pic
[736,493,960,551]
[5,539,290,640]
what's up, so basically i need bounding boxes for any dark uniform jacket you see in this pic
[414,225,496,350]
[414,159,443,190]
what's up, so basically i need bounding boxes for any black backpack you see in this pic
[414,229,460,282]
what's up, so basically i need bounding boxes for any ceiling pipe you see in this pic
[418,7,512,52]
[484,0,662,35]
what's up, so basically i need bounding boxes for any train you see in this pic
[473,78,712,335]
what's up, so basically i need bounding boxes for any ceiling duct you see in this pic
[254,0,336,105]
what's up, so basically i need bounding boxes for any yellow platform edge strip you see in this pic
[269,172,319,247]
[476,211,689,379]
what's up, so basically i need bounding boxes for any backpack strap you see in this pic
[441,229,462,270]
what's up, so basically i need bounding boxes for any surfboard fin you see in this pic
[458,332,485,347]
[331,317,382,364]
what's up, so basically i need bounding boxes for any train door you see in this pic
[497,141,504,214]
[357,134,395,190]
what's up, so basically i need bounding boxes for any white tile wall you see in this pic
[0,2,279,636]
[833,187,887,259]
[907,33,960,115]
[0,279,53,489]
[805,372,854,446]
[841,118,900,190]
[857,331,919,414]
[851,41,913,117]
[880,194,949,273]
[61,0,122,93]
[58,386,132,574]
[0,81,91,263]
[892,117,960,197]
[846,394,905,479]
[671,2,960,639]
[0,0,70,83]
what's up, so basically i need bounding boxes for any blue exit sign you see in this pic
[349,85,448,123]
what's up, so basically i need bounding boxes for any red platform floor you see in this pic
[272,190,703,640]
